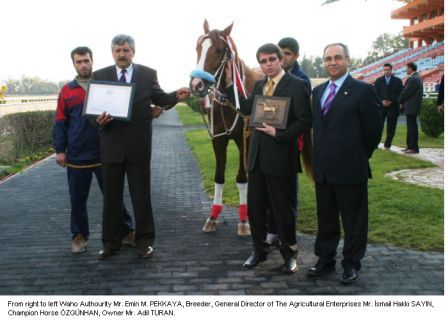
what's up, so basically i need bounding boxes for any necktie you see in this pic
[322,82,336,116]
[386,77,390,85]
[119,69,127,83]
[266,79,275,96]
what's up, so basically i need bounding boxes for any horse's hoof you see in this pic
[237,221,251,236]
[202,217,218,232]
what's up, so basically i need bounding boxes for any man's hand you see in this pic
[150,105,164,118]
[176,88,190,100]
[96,112,113,126]
[255,122,276,137]
[56,152,67,167]
[437,104,444,113]
[382,100,392,107]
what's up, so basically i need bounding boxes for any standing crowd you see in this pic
[53,32,428,286]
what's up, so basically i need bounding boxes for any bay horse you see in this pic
[189,20,263,236]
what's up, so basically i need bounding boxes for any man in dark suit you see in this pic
[437,75,444,113]
[374,63,403,149]
[226,43,312,274]
[398,62,423,154]
[308,43,381,284]
[94,34,189,259]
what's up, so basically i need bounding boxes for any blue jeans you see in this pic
[67,166,133,239]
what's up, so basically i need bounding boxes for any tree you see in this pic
[364,32,408,63]
[300,55,317,78]
[312,57,325,78]
[3,76,60,95]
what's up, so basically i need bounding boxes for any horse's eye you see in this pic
[216,48,223,54]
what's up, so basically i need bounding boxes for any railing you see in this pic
[0,96,57,105]
[0,96,57,118]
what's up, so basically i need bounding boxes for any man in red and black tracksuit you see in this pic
[52,47,133,254]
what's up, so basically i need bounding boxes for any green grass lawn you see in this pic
[382,123,443,148]
[177,104,444,148]
[184,129,444,251]
[175,103,204,126]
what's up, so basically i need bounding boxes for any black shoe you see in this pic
[281,258,298,274]
[97,248,119,260]
[243,253,267,269]
[340,268,359,284]
[307,258,336,276]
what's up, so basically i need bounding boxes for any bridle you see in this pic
[190,34,247,138]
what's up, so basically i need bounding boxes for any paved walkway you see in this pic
[0,109,443,295]
[380,145,444,189]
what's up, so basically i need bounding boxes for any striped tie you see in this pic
[322,82,336,116]
[119,69,127,83]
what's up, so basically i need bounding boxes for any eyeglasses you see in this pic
[259,56,278,64]
[323,55,347,63]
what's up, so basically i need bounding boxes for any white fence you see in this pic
[0,96,57,118]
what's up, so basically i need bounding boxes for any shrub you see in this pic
[0,110,54,161]
[420,98,444,138]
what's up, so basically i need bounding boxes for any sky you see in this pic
[1,0,406,90]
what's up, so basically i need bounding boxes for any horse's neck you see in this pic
[242,62,264,95]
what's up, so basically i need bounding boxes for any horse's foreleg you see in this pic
[203,137,229,233]
[234,136,250,236]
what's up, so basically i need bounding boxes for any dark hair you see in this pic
[323,43,350,58]
[256,43,284,62]
[71,46,92,62]
[278,37,299,55]
[407,62,417,71]
[383,63,393,69]
[111,34,135,52]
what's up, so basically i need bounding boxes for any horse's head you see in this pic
[190,20,233,97]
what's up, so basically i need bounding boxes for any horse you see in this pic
[189,20,263,236]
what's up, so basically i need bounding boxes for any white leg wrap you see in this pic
[236,182,247,205]
[213,183,224,205]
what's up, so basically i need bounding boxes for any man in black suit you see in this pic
[226,43,312,274]
[437,75,444,113]
[374,63,403,149]
[94,34,190,259]
[398,62,423,154]
[308,43,381,284]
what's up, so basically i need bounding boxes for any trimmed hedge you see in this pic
[420,98,444,138]
[0,110,54,162]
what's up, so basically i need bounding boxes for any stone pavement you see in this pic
[380,145,444,189]
[0,109,443,295]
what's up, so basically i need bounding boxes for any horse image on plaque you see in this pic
[250,95,291,129]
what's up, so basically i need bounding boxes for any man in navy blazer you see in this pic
[308,43,381,284]
[374,63,403,149]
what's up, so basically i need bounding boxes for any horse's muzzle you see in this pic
[190,77,211,97]
[190,70,216,97]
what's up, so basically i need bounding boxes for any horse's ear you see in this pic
[222,22,233,36]
[203,19,210,33]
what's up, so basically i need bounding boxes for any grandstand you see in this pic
[352,0,444,93]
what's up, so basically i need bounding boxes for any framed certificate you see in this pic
[83,80,135,121]
[249,95,291,130]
